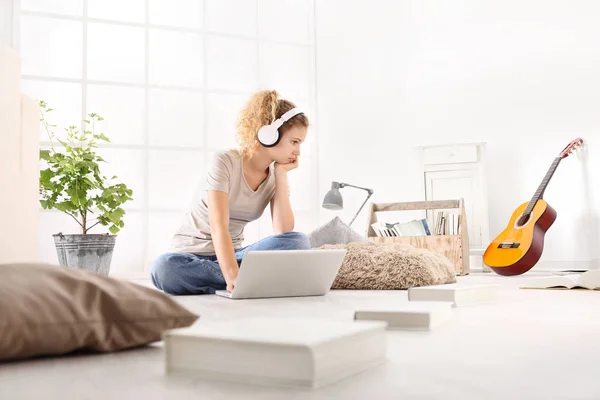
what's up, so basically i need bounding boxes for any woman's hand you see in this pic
[226,278,236,292]
[274,158,299,173]
[224,268,238,292]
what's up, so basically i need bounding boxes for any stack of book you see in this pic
[371,211,461,237]
[434,211,460,235]
[370,219,431,237]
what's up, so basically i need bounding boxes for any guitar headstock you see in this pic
[559,137,584,158]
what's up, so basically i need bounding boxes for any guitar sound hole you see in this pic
[516,214,530,227]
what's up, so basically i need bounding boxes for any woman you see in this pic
[151,90,311,295]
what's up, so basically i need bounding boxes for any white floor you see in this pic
[2,271,600,400]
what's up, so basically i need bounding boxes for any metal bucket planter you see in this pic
[53,233,117,276]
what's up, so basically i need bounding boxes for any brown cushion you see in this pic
[320,242,456,289]
[0,262,199,361]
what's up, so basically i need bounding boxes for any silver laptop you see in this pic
[215,249,346,299]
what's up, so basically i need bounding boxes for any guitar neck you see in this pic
[524,157,562,216]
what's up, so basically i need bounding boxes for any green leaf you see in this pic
[39,168,54,184]
[37,103,133,230]
[84,176,97,188]
[106,208,124,224]
[55,201,77,212]
[39,149,52,161]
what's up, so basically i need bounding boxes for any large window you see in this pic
[17,0,317,278]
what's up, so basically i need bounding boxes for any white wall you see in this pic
[315,0,600,269]
[0,0,16,47]
[16,0,318,278]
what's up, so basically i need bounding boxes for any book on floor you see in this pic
[163,317,387,389]
[408,284,498,306]
[354,302,453,330]
[520,270,600,290]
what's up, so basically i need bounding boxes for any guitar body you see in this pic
[483,199,557,276]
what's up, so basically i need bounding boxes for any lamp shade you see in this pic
[321,181,374,227]
[322,187,343,210]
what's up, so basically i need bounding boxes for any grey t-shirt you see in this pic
[170,150,276,255]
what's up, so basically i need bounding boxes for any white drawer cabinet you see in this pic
[422,144,478,165]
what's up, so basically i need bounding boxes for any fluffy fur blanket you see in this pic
[320,242,456,290]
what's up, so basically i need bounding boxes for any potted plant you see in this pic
[38,100,133,276]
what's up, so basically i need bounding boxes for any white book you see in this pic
[408,284,498,306]
[354,302,453,330]
[520,270,600,290]
[371,223,382,237]
[163,317,388,388]
[398,219,427,236]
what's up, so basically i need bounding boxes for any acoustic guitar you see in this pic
[483,138,584,276]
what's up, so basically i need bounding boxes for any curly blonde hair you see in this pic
[236,90,309,158]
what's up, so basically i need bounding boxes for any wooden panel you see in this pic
[459,199,470,274]
[369,235,464,275]
[0,45,40,263]
[372,200,459,212]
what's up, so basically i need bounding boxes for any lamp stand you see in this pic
[338,183,374,227]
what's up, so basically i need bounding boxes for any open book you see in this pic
[520,270,600,290]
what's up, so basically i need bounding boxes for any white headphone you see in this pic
[257,107,304,147]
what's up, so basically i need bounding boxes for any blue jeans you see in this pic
[150,231,311,295]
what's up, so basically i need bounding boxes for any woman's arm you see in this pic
[207,190,239,291]
[270,164,296,234]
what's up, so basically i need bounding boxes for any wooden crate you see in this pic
[365,199,470,276]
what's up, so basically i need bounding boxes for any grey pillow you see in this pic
[308,216,367,248]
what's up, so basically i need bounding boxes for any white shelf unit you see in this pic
[416,142,491,272]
